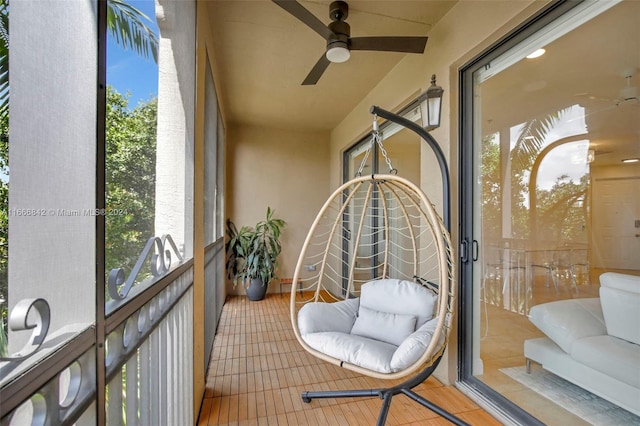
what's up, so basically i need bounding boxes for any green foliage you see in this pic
[510,111,565,174]
[0,316,6,357]
[480,133,501,239]
[481,107,588,243]
[105,86,157,277]
[536,174,588,242]
[508,109,568,239]
[225,207,286,287]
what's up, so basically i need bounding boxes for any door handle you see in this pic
[461,239,480,262]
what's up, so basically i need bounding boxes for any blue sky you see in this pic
[107,0,159,106]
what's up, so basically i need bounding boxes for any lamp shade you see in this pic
[419,74,444,131]
[326,42,350,63]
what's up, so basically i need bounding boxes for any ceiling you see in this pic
[206,1,456,132]
[205,1,639,166]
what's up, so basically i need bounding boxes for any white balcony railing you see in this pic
[106,268,194,425]
[0,234,214,425]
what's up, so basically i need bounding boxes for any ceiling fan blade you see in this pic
[302,54,331,85]
[272,0,333,40]
[350,36,428,53]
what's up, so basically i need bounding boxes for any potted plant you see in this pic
[225,207,286,301]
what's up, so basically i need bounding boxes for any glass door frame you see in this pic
[457,0,585,423]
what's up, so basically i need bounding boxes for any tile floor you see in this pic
[198,294,500,425]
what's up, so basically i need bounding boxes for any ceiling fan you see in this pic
[272,0,428,85]
[575,72,640,107]
[615,73,640,106]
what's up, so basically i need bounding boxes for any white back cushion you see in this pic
[600,272,640,344]
[351,305,416,346]
[359,279,437,328]
[528,298,605,354]
[298,298,359,335]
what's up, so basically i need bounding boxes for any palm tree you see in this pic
[508,109,569,238]
[481,108,573,240]
[510,110,567,174]
[0,0,159,120]
[107,0,159,63]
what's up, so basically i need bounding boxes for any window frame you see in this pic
[457,0,587,423]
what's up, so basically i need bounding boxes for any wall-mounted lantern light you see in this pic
[418,74,444,132]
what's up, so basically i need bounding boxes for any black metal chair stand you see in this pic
[301,356,470,426]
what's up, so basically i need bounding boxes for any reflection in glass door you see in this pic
[461,1,640,424]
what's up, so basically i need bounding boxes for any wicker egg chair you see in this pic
[288,108,468,426]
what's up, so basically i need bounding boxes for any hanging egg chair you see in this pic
[288,107,467,425]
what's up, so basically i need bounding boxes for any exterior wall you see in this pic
[225,124,330,295]
[329,0,548,384]
[155,0,199,412]
[155,0,196,259]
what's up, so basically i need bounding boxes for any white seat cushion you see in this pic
[302,331,397,373]
[599,272,640,345]
[390,316,444,371]
[571,334,640,389]
[351,305,417,346]
[298,279,441,374]
[528,298,605,354]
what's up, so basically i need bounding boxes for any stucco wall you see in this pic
[155,0,196,258]
[226,124,330,295]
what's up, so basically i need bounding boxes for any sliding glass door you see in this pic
[460,1,640,423]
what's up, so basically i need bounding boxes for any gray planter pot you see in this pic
[245,278,267,301]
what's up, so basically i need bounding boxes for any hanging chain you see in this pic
[376,134,396,175]
[355,114,397,177]
[355,139,373,177]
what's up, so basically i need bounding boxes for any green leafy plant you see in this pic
[105,86,157,281]
[225,207,285,287]
[0,310,7,357]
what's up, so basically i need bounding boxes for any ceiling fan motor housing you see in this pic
[327,20,350,44]
[326,20,350,62]
[329,1,349,21]
[327,2,351,60]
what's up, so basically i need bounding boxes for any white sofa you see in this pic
[524,272,640,416]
